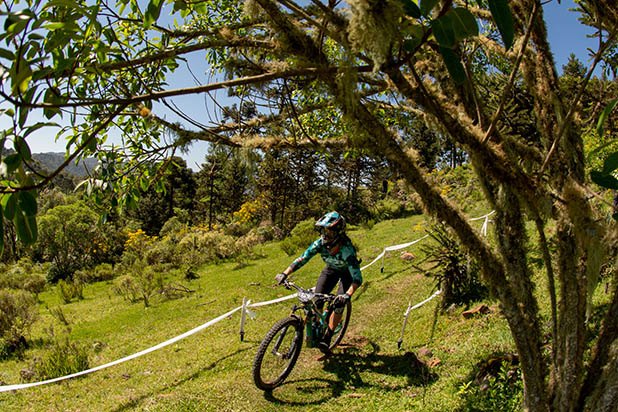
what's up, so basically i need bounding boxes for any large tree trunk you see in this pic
[251,1,618,410]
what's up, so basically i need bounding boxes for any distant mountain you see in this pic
[32,152,99,178]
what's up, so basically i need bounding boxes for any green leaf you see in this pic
[0,48,15,60]
[439,47,466,83]
[43,22,67,30]
[602,152,618,175]
[399,0,421,18]
[2,193,17,220]
[11,61,33,96]
[449,8,479,40]
[15,210,36,245]
[14,137,32,161]
[144,0,164,28]
[26,215,37,244]
[421,0,439,17]
[140,177,149,192]
[488,0,514,50]
[591,171,618,190]
[403,38,422,53]
[596,98,618,139]
[0,204,3,257]
[3,153,22,174]
[432,14,455,48]
[18,191,37,216]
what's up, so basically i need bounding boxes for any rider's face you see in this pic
[323,228,336,242]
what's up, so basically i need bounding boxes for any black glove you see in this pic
[275,273,287,284]
[333,293,350,307]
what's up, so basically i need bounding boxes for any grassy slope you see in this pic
[0,214,519,412]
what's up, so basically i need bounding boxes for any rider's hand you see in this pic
[275,273,287,285]
[333,293,350,307]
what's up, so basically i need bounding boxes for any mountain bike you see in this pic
[252,279,352,391]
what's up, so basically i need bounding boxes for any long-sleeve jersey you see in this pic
[290,236,363,285]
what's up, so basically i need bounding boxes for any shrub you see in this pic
[23,275,47,299]
[27,335,90,381]
[0,267,47,298]
[280,237,298,257]
[458,360,523,412]
[279,218,317,255]
[114,275,139,303]
[0,289,38,357]
[144,240,176,266]
[92,263,116,282]
[413,223,488,309]
[36,201,101,282]
[57,278,85,304]
[113,262,158,307]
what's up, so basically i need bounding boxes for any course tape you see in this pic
[398,289,442,347]
[0,306,241,393]
[0,211,494,392]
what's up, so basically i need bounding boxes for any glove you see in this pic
[275,273,287,285]
[333,293,350,307]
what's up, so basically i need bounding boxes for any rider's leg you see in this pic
[326,275,352,332]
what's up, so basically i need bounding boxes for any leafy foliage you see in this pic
[458,360,523,412]
[26,332,89,381]
[0,289,38,358]
[413,223,488,309]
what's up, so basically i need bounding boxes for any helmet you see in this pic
[315,211,346,247]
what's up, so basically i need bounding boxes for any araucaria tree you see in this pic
[1,0,617,410]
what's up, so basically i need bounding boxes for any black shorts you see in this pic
[314,265,352,309]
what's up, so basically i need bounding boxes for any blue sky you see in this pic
[543,0,600,75]
[6,0,605,169]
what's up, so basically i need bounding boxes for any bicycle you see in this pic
[252,278,352,391]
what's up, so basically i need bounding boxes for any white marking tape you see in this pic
[398,289,442,347]
[0,306,241,392]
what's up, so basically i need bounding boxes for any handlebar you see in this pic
[280,279,335,301]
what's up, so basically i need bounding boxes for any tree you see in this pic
[130,157,196,235]
[1,0,618,411]
[35,200,100,282]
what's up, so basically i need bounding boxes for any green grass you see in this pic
[0,214,523,412]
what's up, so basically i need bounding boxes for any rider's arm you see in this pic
[342,242,362,296]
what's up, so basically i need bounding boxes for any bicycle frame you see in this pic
[283,280,334,348]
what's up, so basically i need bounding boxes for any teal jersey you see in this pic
[290,236,362,285]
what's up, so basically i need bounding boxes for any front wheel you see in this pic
[326,299,351,350]
[252,316,303,390]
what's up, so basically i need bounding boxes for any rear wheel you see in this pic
[252,316,303,390]
[326,299,351,349]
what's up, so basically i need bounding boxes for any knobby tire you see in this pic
[252,316,303,390]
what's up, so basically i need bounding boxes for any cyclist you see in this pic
[276,211,362,353]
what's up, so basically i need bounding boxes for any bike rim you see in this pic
[258,324,301,386]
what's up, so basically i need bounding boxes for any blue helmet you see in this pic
[315,211,346,247]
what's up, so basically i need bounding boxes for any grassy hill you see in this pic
[0,214,549,411]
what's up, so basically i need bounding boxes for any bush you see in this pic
[280,237,298,256]
[0,267,47,298]
[458,360,523,412]
[113,275,139,303]
[26,334,89,381]
[57,279,84,304]
[144,240,176,266]
[92,263,116,282]
[113,262,158,307]
[279,218,317,255]
[413,223,488,309]
[0,289,38,357]
[23,275,47,299]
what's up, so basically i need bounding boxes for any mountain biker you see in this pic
[276,211,362,353]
